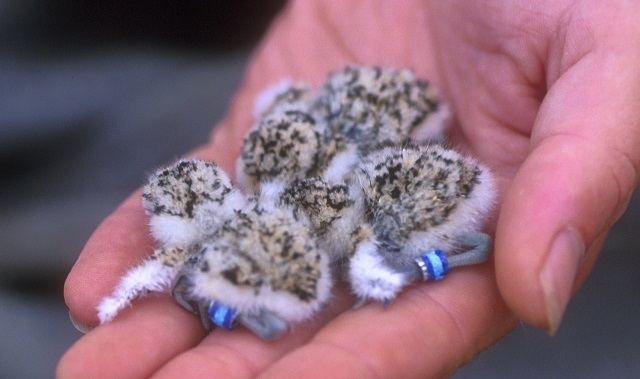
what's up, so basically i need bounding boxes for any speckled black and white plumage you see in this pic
[238,67,451,190]
[314,66,450,153]
[237,110,327,191]
[99,158,338,332]
[98,65,496,339]
[180,204,333,323]
[142,159,247,248]
[347,144,495,301]
[357,144,490,256]
[279,177,364,258]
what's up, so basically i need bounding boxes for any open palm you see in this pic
[58,1,640,378]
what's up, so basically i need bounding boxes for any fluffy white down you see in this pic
[259,181,287,203]
[149,215,201,249]
[97,258,177,323]
[195,189,247,229]
[319,187,364,261]
[349,239,407,301]
[149,189,246,248]
[323,144,360,183]
[410,100,451,142]
[447,160,496,239]
[190,253,333,323]
[235,155,253,193]
[252,80,312,118]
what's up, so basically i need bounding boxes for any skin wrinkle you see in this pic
[600,102,638,198]
[456,98,528,172]
[471,47,544,139]
[305,307,426,378]
[436,1,551,81]
[160,336,266,378]
[610,87,640,191]
[480,27,547,95]
[425,12,545,170]
[446,83,529,170]
[406,269,509,374]
[202,339,261,379]
[399,272,514,376]
[530,118,635,230]
[601,148,638,224]
[432,267,513,344]
[425,3,553,148]
[157,345,254,379]
[313,5,357,64]
[308,338,383,379]
[403,286,468,352]
[548,22,594,86]
[571,231,605,292]
[615,138,640,189]
[322,1,427,69]
[497,101,636,325]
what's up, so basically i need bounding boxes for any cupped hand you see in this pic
[57,1,640,378]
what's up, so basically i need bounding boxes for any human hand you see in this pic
[57,1,640,378]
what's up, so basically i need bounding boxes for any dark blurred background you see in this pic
[0,1,638,378]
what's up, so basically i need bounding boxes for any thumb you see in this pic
[494,27,640,334]
[495,136,632,334]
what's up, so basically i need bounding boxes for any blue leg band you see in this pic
[416,250,450,281]
[208,301,239,330]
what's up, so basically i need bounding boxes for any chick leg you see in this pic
[173,275,289,340]
[403,233,493,282]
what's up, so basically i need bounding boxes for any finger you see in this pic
[495,135,637,334]
[57,296,206,379]
[151,286,354,379]
[257,265,516,379]
[495,12,640,334]
[64,190,153,325]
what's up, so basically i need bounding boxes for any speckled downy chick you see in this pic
[143,160,247,247]
[236,108,328,192]
[279,178,364,261]
[237,82,361,260]
[311,66,452,183]
[97,159,247,323]
[239,67,452,188]
[237,81,334,193]
[241,79,366,259]
[348,144,496,304]
[314,66,451,153]
[172,203,333,340]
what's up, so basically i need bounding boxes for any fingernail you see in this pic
[69,310,94,334]
[539,228,585,336]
